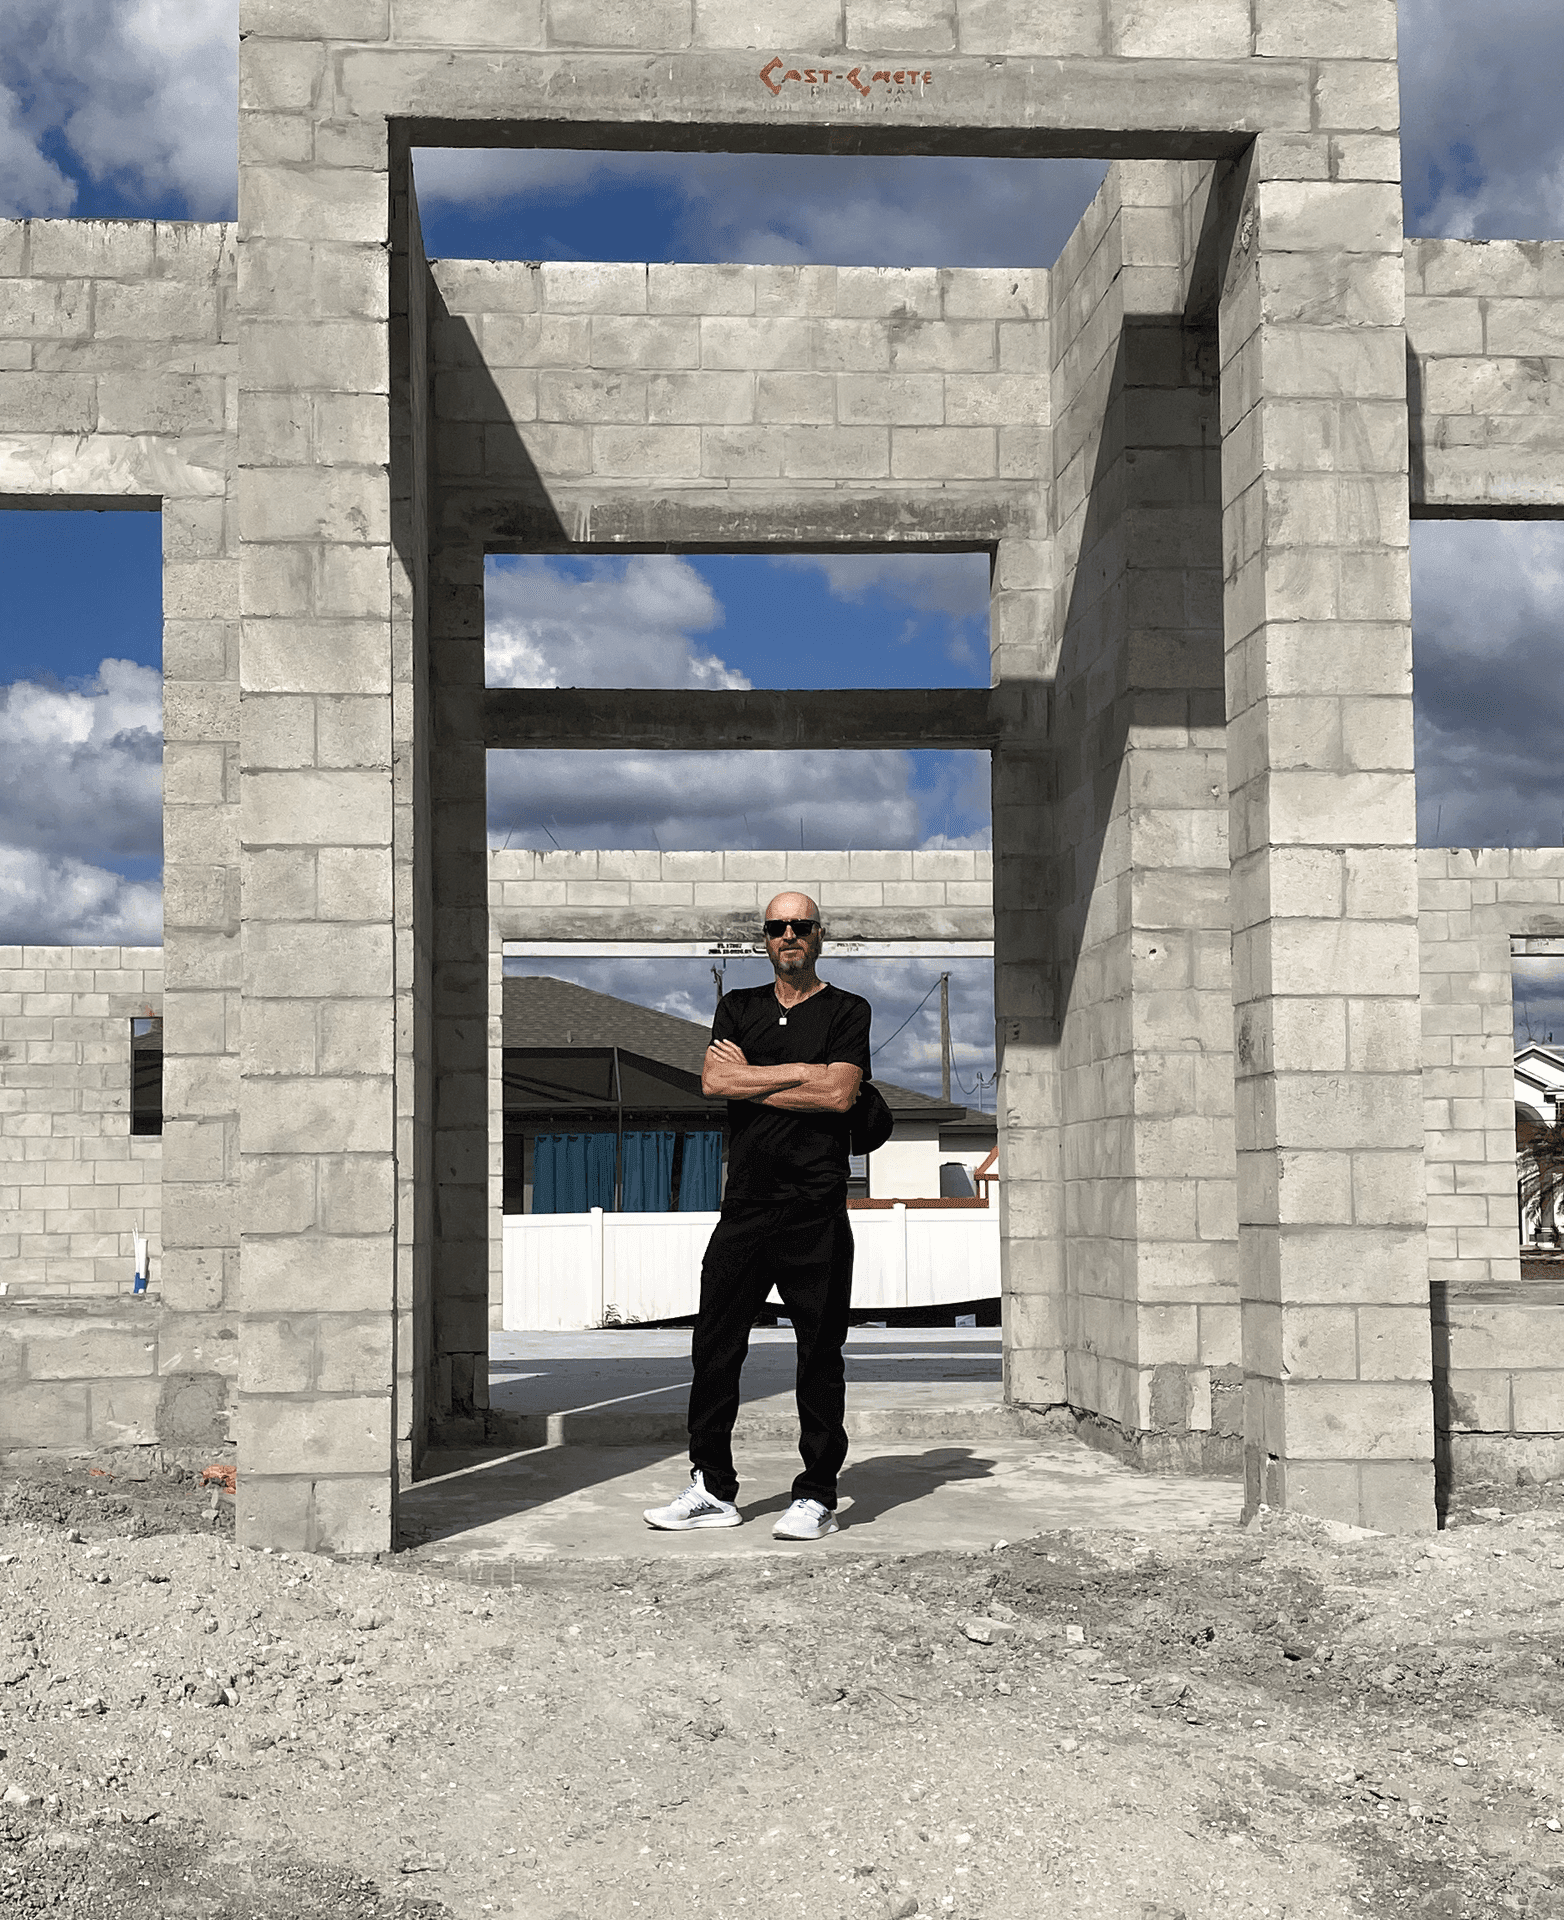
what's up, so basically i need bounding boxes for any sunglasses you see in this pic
[763,918,820,939]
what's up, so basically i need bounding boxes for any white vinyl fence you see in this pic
[502,1205,1000,1331]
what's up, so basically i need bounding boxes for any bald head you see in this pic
[765,891,819,924]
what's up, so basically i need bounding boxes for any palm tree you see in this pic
[1517,1109,1564,1251]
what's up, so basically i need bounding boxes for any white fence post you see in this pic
[894,1202,908,1311]
[590,1207,605,1327]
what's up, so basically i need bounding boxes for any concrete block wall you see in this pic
[0,1298,236,1457]
[1035,160,1240,1473]
[1434,1280,1564,1494]
[1406,239,1564,513]
[1417,849,1564,1498]
[0,220,241,1337]
[488,846,995,943]
[236,58,400,1553]
[0,948,162,1298]
[0,0,1525,1543]
[430,256,1049,518]
[1216,56,1437,1530]
[0,220,240,1458]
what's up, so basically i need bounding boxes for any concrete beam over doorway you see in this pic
[481,686,1030,752]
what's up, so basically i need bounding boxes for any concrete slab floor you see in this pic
[399,1434,1242,1565]
[489,1324,1002,1417]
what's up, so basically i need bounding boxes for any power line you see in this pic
[870,978,944,1059]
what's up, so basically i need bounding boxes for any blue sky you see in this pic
[1,0,1563,1067]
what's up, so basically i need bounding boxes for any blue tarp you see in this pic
[532,1132,616,1213]
[678,1130,723,1211]
[621,1130,675,1212]
[531,1129,724,1212]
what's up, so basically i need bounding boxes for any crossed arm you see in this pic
[702,1039,863,1113]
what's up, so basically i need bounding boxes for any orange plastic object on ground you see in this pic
[200,1464,237,1493]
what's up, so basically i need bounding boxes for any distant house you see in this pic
[503,975,994,1213]
[1516,1042,1564,1131]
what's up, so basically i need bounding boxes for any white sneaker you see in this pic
[773,1497,839,1540]
[642,1471,742,1531]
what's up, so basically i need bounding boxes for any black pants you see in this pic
[688,1202,854,1508]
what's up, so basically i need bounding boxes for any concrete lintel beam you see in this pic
[481,685,1040,751]
[491,907,996,945]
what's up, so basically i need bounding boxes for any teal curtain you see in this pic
[532,1133,616,1213]
[621,1131,675,1212]
[678,1131,723,1211]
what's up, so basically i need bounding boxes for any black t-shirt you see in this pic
[711,981,873,1211]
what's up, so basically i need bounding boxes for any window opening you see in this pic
[131,1016,163,1137]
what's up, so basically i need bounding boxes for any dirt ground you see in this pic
[4,1456,1564,1919]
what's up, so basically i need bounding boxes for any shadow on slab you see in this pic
[398,1442,1002,1550]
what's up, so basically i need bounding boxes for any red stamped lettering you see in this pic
[761,56,933,98]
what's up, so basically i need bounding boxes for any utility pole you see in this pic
[712,962,726,1012]
[939,971,951,1103]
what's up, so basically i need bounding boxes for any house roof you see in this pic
[503,974,965,1120]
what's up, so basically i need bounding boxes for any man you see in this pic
[643,891,871,1540]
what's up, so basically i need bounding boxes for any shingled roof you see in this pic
[503,974,965,1119]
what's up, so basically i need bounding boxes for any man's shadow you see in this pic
[744,1447,998,1530]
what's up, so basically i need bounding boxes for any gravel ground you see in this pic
[4,1456,1564,1918]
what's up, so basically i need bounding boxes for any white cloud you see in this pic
[415,148,1106,270]
[1412,522,1564,846]
[486,555,748,690]
[0,659,163,865]
[772,553,990,623]
[488,746,922,852]
[0,0,236,219]
[0,657,162,942]
[0,847,159,946]
[0,80,75,218]
[1400,0,1564,237]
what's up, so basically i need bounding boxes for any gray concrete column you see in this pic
[1217,122,1434,1529]
[234,30,399,1552]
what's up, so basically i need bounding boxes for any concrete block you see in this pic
[838,372,944,424]
[781,425,888,478]
[537,370,645,423]
[591,316,699,368]
[756,372,835,423]
[314,1317,393,1394]
[1285,1379,1434,1462]
[0,1380,89,1447]
[591,425,701,477]
[647,372,754,424]
[89,1377,163,1446]
[701,428,782,477]
[546,0,688,43]
[891,427,996,478]
[310,1473,393,1554]
[701,317,813,371]
[1253,0,1397,59]
[241,1080,393,1157]
[540,262,647,313]
[648,265,755,316]
[694,0,842,47]
[0,374,95,432]
[1355,1461,1435,1535]
[1109,0,1251,58]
